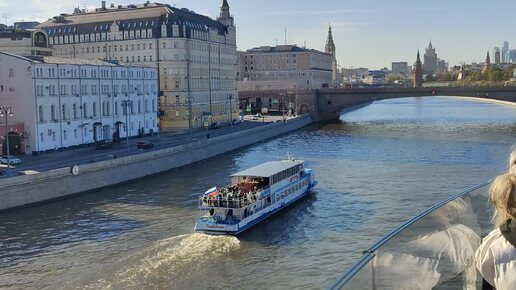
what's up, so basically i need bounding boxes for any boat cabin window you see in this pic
[270,164,302,184]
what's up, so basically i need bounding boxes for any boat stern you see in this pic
[194,217,240,235]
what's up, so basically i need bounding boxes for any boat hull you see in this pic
[195,180,318,235]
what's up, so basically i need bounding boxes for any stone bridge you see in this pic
[238,86,516,121]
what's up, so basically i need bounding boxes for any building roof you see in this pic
[26,55,119,66]
[231,160,304,178]
[245,45,330,56]
[0,51,154,68]
[38,2,227,36]
[0,30,32,39]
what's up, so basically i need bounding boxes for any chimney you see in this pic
[101,1,106,10]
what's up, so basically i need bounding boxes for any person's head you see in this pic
[490,173,516,227]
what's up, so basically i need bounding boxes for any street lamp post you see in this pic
[227,94,234,128]
[121,100,132,154]
[0,106,13,175]
[186,96,193,142]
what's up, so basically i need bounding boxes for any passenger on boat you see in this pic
[475,172,516,290]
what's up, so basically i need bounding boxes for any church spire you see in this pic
[325,24,338,85]
[325,24,335,56]
[483,50,491,73]
[413,50,423,87]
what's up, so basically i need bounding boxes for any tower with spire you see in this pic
[423,39,438,74]
[483,51,491,73]
[325,25,338,86]
[413,50,423,87]
[217,0,236,46]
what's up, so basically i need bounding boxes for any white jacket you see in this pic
[475,226,516,290]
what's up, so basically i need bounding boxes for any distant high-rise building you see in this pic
[391,62,409,76]
[325,25,338,85]
[423,40,438,74]
[502,41,509,63]
[493,47,501,64]
[483,51,491,73]
[413,50,423,87]
[436,59,449,74]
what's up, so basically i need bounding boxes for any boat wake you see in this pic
[76,233,240,289]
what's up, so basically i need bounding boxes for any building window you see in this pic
[92,102,97,117]
[9,68,14,77]
[73,104,77,119]
[50,105,56,121]
[39,105,44,122]
[62,104,66,120]
[115,101,118,115]
[83,103,87,117]
[63,130,67,140]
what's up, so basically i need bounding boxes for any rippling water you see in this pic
[0,97,515,289]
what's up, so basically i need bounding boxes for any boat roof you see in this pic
[231,160,304,178]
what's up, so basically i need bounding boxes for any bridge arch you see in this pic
[315,87,516,121]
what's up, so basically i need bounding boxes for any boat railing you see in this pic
[199,190,265,209]
[325,179,494,290]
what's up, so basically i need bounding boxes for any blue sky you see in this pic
[0,0,513,69]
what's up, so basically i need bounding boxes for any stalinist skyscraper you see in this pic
[325,25,338,86]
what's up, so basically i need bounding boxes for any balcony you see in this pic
[326,180,493,290]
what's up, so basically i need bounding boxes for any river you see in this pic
[0,97,515,289]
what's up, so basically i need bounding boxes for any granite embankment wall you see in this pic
[0,115,312,211]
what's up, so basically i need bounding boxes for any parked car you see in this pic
[95,140,114,149]
[210,122,221,129]
[0,155,22,165]
[137,141,154,149]
[232,119,241,125]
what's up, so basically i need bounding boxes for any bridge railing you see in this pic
[326,180,493,290]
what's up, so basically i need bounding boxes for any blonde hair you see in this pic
[510,147,516,176]
[490,173,516,228]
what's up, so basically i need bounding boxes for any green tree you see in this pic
[425,74,436,82]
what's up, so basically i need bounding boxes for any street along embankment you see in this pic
[0,115,312,212]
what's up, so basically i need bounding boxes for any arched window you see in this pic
[34,32,47,48]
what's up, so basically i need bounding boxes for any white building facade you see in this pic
[38,1,238,131]
[0,52,158,155]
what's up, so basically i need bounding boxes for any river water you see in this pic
[0,97,515,290]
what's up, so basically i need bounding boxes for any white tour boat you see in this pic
[194,159,318,235]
